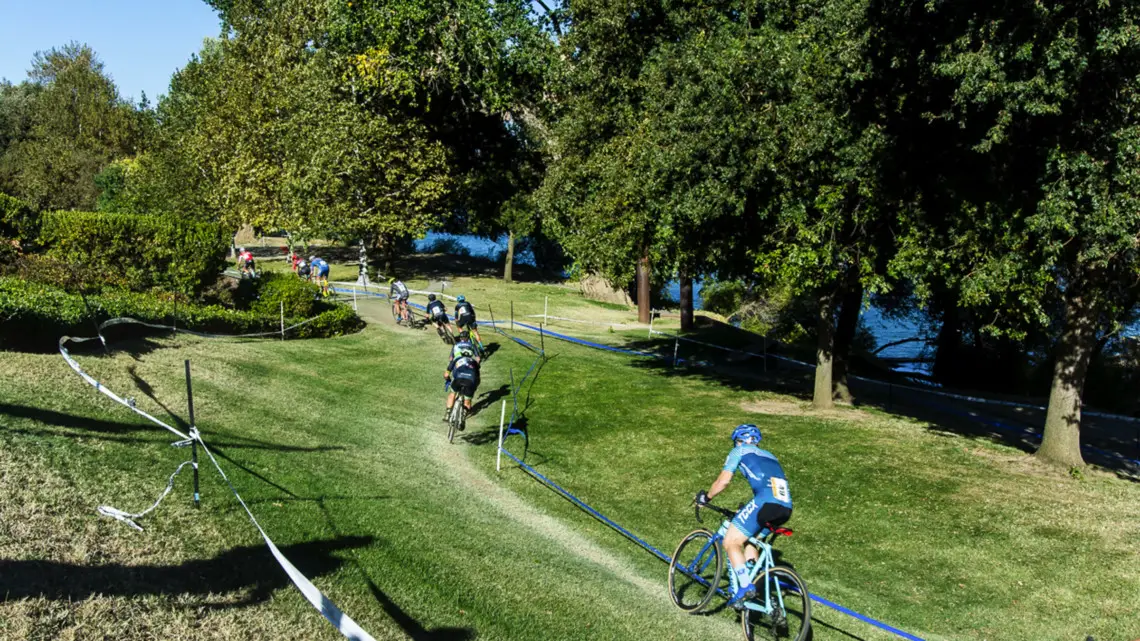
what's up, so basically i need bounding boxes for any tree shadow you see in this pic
[395,252,563,284]
[470,384,510,416]
[0,535,374,608]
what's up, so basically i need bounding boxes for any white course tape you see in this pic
[99,459,195,532]
[59,322,379,641]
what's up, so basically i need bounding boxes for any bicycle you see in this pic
[668,500,811,641]
[445,382,470,444]
[434,319,456,345]
[392,300,415,326]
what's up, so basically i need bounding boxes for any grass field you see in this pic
[2,262,1138,641]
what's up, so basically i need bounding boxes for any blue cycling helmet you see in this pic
[731,424,762,445]
[457,294,466,303]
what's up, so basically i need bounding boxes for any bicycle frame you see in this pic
[711,519,785,616]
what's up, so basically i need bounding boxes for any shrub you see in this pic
[0,193,38,245]
[249,272,322,318]
[38,210,227,295]
[0,277,363,352]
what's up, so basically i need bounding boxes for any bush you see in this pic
[0,193,38,263]
[249,272,322,318]
[38,210,227,295]
[0,277,363,352]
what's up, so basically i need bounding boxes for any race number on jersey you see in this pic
[770,477,790,503]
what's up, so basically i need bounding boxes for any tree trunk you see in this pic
[832,279,864,404]
[637,253,651,324]
[1036,289,1099,468]
[813,291,838,410]
[679,273,694,331]
[504,231,515,282]
[932,290,962,385]
[357,237,370,286]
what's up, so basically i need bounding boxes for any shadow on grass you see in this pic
[0,535,374,608]
[395,252,563,285]
[593,319,1140,480]
[470,384,510,416]
[0,403,348,455]
[362,577,476,641]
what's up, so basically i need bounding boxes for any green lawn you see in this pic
[1,270,1138,641]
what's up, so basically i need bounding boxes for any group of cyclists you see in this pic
[388,277,486,431]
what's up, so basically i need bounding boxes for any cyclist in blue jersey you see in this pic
[309,256,330,296]
[695,424,793,608]
[444,352,480,427]
[453,295,484,353]
[426,294,452,335]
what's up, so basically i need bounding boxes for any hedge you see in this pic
[38,211,228,295]
[0,278,364,352]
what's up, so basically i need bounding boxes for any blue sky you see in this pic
[0,0,222,102]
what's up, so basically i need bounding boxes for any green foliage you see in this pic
[0,43,146,211]
[248,272,322,318]
[0,277,362,352]
[0,192,38,250]
[38,211,227,295]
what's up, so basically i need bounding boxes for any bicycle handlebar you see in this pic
[693,500,735,524]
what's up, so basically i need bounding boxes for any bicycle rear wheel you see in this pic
[741,566,811,641]
[668,529,723,612]
[447,404,459,443]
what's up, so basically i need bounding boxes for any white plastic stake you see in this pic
[497,399,507,472]
[649,313,654,338]
[673,338,679,367]
[280,301,285,341]
[353,288,358,311]
[544,296,549,324]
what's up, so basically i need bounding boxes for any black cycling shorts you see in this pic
[431,312,448,324]
[456,315,477,330]
[450,369,479,397]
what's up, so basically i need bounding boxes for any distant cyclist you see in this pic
[390,277,411,324]
[451,330,479,363]
[453,295,484,353]
[426,294,452,335]
[444,351,480,428]
[310,256,330,296]
[237,247,255,278]
[695,424,793,608]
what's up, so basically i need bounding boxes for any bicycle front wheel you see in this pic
[668,529,723,613]
[742,566,811,641]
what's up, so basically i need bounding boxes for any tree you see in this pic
[2,43,145,211]
[883,0,1140,466]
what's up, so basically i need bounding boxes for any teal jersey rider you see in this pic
[723,443,792,509]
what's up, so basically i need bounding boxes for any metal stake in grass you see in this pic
[511,301,514,331]
[184,360,200,509]
[497,399,507,472]
[280,301,285,341]
[673,338,679,368]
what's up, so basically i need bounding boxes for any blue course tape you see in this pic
[498,446,927,641]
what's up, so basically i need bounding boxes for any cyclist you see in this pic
[444,350,480,428]
[390,277,411,324]
[453,295,484,353]
[426,294,452,335]
[310,255,330,296]
[451,330,479,363]
[695,424,793,608]
[297,259,311,280]
[237,247,255,278]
